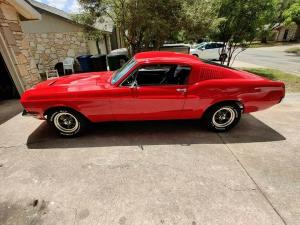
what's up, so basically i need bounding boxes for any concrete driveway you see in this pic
[232,44,300,75]
[0,94,299,225]
[0,100,22,125]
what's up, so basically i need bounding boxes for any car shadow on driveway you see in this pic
[26,114,285,149]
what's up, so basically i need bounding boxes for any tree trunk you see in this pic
[296,23,300,41]
[261,36,267,44]
[96,39,101,54]
[226,56,231,67]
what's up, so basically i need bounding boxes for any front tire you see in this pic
[204,103,241,132]
[47,109,87,137]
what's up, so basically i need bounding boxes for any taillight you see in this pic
[282,83,285,98]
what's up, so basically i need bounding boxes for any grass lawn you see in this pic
[241,68,300,92]
[285,47,300,54]
[248,41,297,48]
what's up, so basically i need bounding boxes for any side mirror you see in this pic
[130,80,137,88]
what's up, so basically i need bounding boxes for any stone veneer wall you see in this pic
[25,32,89,73]
[0,0,41,90]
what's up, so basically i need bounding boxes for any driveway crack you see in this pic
[217,133,287,225]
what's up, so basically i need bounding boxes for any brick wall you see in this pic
[0,1,40,90]
[25,32,89,73]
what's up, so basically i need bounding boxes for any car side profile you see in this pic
[21,51,285,137]
[190,42,226,61]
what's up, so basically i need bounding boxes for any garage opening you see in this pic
[0,52,22,125]
[0,52,19,100]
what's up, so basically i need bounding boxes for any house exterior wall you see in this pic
[276,24,298,41]
[21,12,111,73]
[25,31,89,73]
[0,0,40,92]
[21,12,83,33]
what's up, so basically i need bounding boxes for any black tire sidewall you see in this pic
[206,104,241,132]
[219,54,227,61]
[48,109,85,137]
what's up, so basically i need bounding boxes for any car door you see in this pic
[134,64,191,120]
[112,64,191,121]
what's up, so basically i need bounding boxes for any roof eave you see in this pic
[9,0,41,20]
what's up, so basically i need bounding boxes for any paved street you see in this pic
[232,44,300,75]
[0,94,300,225]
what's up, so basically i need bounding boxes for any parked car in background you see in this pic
[160,44,190,54]
[110,44,191,56]
[190,42,226,61]
[21,51,285,137]
[110,48,129,56]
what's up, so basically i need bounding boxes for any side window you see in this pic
[135,64,191,86]
[172,66,191,85]
[136,65,175,86]
[212,43,219,48]
[205,44,213,49]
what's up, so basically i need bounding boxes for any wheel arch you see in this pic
[44,106,90,122]
[203,100,244,116]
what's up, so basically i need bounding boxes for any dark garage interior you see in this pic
[0,52,22,125]
[0,52,19,100]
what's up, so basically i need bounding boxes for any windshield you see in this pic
[197,43,208,49]
[111,58,137,84]
[192,42,207,49]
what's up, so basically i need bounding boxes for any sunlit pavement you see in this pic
[0,94,299,225]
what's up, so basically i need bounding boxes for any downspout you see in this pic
[104,34,109,54]
[96,38,101,54]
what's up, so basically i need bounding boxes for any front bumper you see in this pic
[22,110,45,120]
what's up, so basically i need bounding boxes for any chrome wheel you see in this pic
[212,107,236,128]
[53,112,79,133]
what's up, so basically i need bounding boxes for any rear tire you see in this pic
[192,54,199,58]
[204,103,241,132]
[219,53,227,62]
[47,109,87,137]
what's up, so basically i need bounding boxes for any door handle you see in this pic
[176,88,187,93]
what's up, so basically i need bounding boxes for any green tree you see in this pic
[275,0,297,22]
[211,0,276,66]
[78,0,182,56]
[283,0,300,25]
[180,0,219,42]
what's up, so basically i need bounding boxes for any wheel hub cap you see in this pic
[212,107,236,128]
[54,112,79,133]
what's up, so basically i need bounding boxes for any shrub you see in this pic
[285,47,300,54]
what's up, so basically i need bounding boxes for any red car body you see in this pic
[21,51,285,123]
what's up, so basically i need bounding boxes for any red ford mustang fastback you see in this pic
[21,51,285,137]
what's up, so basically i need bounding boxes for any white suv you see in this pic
[190,42,226,61]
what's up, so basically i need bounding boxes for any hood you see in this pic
[35,71,114,88]
[21,71,114,101]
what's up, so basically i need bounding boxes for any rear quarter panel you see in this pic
[184,78,285,118]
